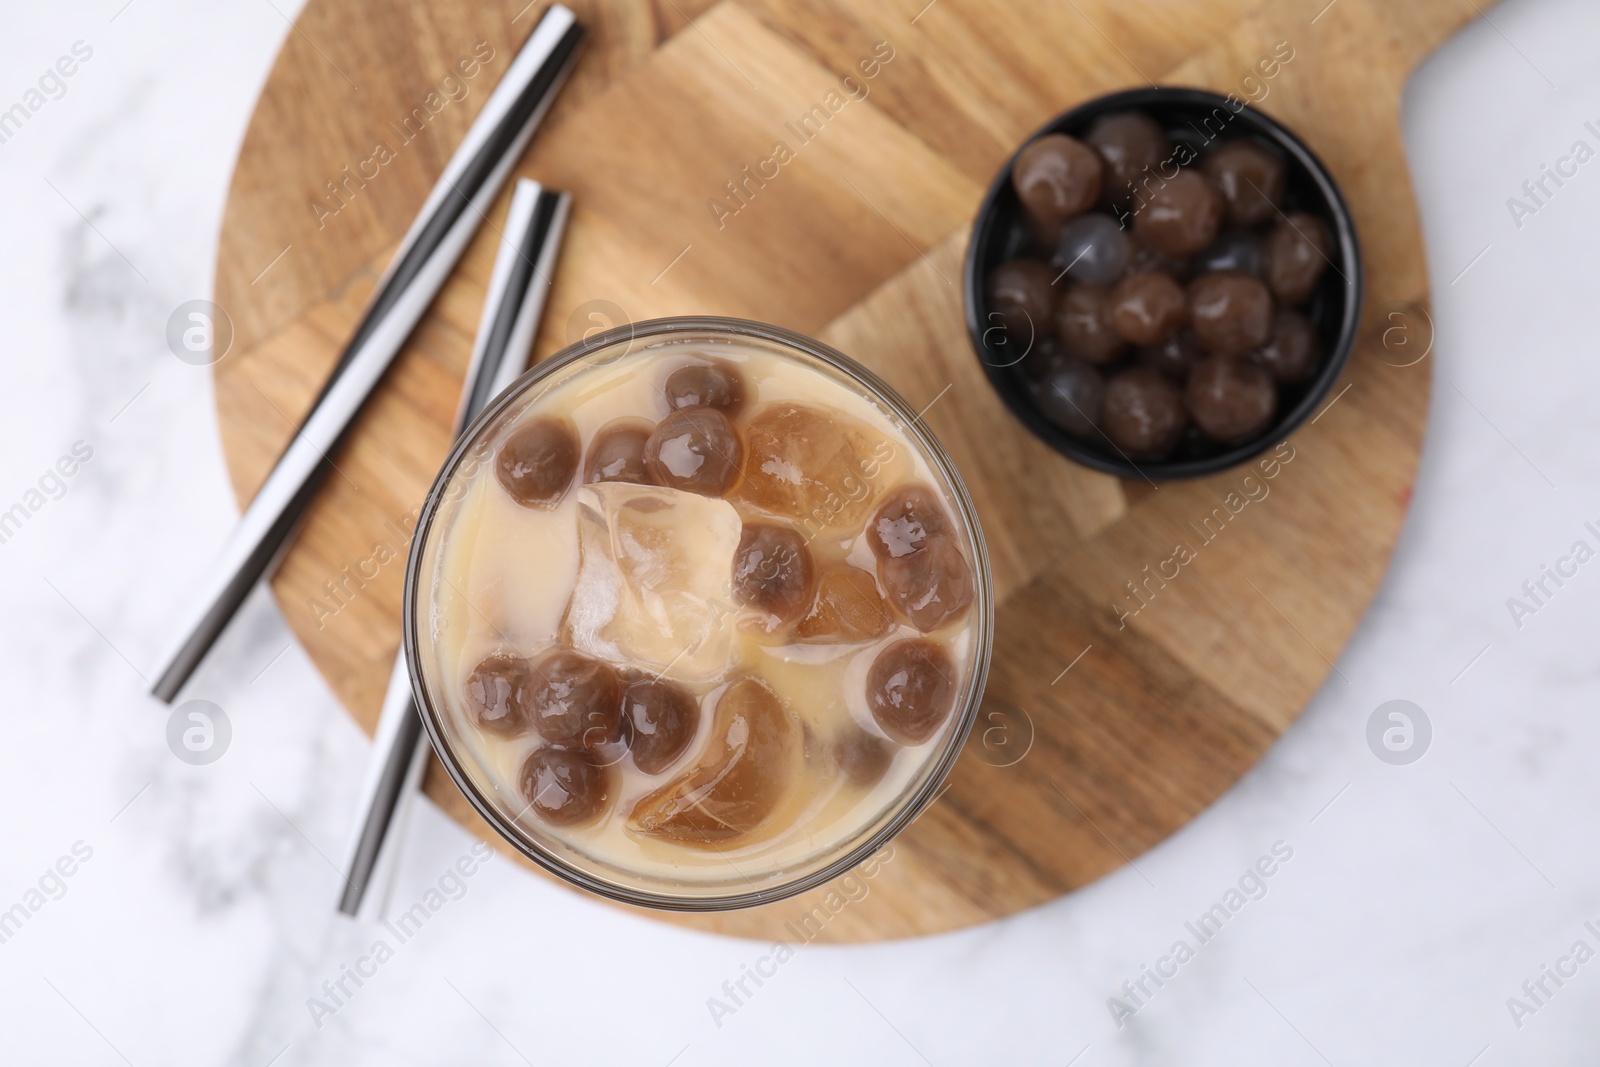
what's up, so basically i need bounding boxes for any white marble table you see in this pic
[2,0,1597,1062]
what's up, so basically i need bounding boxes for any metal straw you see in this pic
[150,5,584,703]
[338,179,572,917]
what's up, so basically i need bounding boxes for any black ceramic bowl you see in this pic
[964,86,1362,480]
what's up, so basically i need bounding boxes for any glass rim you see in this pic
[401,315,995,912]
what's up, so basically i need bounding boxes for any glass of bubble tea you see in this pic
[404,316,994,910]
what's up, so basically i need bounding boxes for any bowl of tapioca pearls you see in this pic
[964,87,1363,479]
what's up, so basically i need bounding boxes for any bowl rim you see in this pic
[963,85,1365,480]
[401,314,995,912]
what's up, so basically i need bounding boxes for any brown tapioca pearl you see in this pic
[1201,139,1286,228]
[1055,283,1127,366]
[664,362,746,416]
[495,417,579,508]
[1252,308,1320,385]
[643,408,744,497]
[529,650,623,749]
[1185,356,1278,444]
[835,727,894,787]
[867,638,957,746]
[732,522,815,627]
[1011,133,1104,223]
[1027,351,1105,439]
[584,420,654,485]
[1100,367,1187,460]
[1133,169,1223,259]
[879,536,975,632]
[462,653,533,737]
[520,746,613,827]
[795,565,895,644]
[1188,270,1274,355]
[868,483,953,561]
[1265,212,1332,305]
[1108,271,1188,346]
[986,258,1057,347]
[621,678,699,775]
[1137,331,1204,382]
[1086,111,1172,203]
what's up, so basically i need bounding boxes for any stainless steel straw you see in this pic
[150,5,584,703]
[338,179,572,917]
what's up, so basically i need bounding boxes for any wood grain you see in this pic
[210,0,1482,941]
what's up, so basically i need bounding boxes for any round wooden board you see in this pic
[213,0,1477,942]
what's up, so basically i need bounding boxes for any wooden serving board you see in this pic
[213,0,1476,941]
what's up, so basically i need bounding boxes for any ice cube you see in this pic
[561,483,742,682]
[794,564,893,644]
[734,403,907,536]
[626,676,803,846]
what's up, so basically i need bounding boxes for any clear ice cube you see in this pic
[735,403,907,536]
[560,483,742,682]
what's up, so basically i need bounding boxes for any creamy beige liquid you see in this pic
[417,339,979,890]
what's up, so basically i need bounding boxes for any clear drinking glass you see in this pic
[403,316,994,910]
